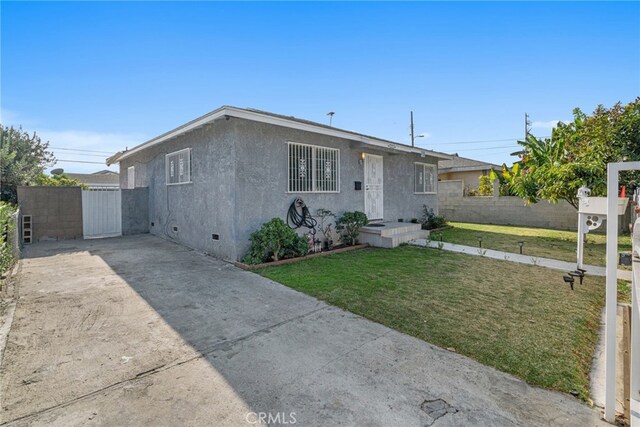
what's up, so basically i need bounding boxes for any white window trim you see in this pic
[165,148,192,186]
[127,166,135,189]
[287,141,340,193]
[414,162,437,194]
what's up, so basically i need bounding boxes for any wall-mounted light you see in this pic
[359,152,365,165]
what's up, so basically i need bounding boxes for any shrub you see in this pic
[420,205,447,230]
[34,173,87,189]
[0,202,17,274]
[478,175,494,196]
[243,218,309,264]
[284,234,310,259]
[336,211,368,245]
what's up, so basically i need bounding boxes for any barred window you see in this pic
[166,148,191,185]
[415,163,436,193]
[288,142,339,192]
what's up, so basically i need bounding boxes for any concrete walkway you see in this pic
[413,239,632,281]
[0,235,608,426]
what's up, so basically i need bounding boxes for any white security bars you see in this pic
[287,142,339,193]
[166,148,191,185]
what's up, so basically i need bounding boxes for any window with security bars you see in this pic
[166,148,191,185]
[288,142,339,193]
[415,163,436,193]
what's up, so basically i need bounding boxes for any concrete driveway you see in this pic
[0,235,606,426]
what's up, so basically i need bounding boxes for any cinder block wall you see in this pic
[438,180,578,230]
[438,180,631,232]
[17,186,83,241]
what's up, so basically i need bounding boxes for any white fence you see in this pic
[81,188,122,239]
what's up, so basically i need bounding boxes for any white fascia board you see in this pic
[114,106,452,163]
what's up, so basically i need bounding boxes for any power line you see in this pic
[431,138,520,145]
[54,159,107,164]
[50,146,114,155]
[419,135,550,146]
[456,144,519,152]
[52,152,108,158]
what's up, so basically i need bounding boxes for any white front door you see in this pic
[364,154,383,220]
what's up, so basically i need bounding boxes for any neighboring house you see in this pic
[107,106,451,261]
[65,170,120,188]
[438,155,500,192]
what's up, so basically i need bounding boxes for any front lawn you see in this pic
[259,246,605,400]
[436,222,632,266]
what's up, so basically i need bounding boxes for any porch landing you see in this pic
[358,222,429,248]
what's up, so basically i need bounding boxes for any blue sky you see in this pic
[2,1,639,173]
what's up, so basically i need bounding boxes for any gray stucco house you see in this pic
[108,106,451,261]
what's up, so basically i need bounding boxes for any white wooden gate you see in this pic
[364,154,384,220]
[82,188,122,238]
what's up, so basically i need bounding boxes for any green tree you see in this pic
[34,173,86,188]
[478,175,494,196]
[0,125,55,202]
[502,98,640,209]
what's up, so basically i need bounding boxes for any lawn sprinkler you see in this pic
[562,275,575,290]
[568,269,585,286]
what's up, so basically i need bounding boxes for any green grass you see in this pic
[259,246,605,400]
[435,222,632,267]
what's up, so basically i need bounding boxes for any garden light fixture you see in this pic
[518,241,524,254]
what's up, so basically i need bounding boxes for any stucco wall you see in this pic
[231,118,439,259]
[121,188,149,235]
[119,120,238,259]
[438,170,488,191]
[17,186,83,241]
[120,117,439,260]
[438,180,630,232]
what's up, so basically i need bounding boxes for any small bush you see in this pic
[478,175,494,196]
[420,205,447,230]
[243,218,309,264]
[336,211,368,245]
[0,202,17,274]
[34,173,87,189]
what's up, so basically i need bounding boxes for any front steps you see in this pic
[358,222,429,249]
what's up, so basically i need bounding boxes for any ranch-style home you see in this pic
[107,106,451,261]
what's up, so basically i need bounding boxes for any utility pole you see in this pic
[410,111,415,146]
[410,111,425,146]
[524,113,531,141]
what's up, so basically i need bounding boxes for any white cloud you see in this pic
[530,120,569,130]
[1,108,148,173]
[0,108,37,127]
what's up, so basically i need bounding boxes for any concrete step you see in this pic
[360,222,422,238]
[359,226,430,249]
